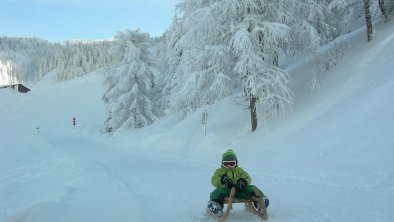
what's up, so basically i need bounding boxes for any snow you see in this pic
[1,20,394,222]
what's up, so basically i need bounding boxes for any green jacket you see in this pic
[211,166,251,188]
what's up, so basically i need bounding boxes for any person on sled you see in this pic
[206,149,269,219]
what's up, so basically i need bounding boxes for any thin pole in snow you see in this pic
[202,110,208,136]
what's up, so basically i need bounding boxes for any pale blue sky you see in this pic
[0,0,178,42]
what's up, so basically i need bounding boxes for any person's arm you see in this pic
[237,167,251,185]
[211,168,223,187]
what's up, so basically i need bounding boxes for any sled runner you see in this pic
[217,187,235,222]
[213,187,268,221]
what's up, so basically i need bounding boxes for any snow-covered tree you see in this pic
[328,0,386,42]
[363,0,373,42]
[378,0,389,22]
[154,16,191,117]
[102,30,156,132]
[166,0,326,131]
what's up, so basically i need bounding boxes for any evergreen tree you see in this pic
[154,17,187,117]
[102,30,156,132]
[167,0,326,131]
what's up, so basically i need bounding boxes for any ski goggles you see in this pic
[222,160,237,168]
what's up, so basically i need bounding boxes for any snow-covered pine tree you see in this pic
[165,0,233,118]
[167,0,326,131]
[102,30,156,132]
[230,20,293,131]
[154,17,185,117]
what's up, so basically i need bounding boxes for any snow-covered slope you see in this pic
[1,20,394,222]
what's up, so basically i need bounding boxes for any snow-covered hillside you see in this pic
[1,20,394,222]
[0,60,16,86]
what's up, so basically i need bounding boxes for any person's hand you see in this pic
[221,174,234,188]
[236,178,247,191]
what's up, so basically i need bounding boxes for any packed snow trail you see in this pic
[1,134,213,222]
[3,131,392,222]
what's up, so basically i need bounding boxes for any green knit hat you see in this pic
[222,149,237,161]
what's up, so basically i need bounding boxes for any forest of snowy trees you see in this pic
[1,0,393,132]
[0,37,113,83]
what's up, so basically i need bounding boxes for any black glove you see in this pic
[220,174,234,189]
[236,178,247,191]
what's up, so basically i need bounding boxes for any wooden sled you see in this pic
[219,186,269,221]
[217,187,235,222]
